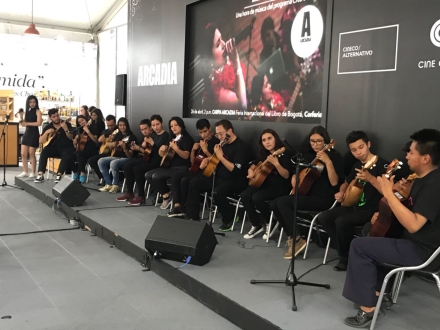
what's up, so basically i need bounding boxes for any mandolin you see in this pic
[248,147,285,188]
[203,134,230,177]
[99,129,119,154]
[341,155,378,207]
[160,134,182,167]
[291,139,336,195]
[189,137,213,173]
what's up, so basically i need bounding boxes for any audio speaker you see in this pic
[115,74,127,106]
[145,216,218,266]
[52,176,90,207]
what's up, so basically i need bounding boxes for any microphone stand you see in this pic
[250,153,329,311]
[207,167,225,237]
[1,116,23,189]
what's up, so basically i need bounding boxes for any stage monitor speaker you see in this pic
[52,176,90,207]
[145,216,218,266]
[115,74,127,106]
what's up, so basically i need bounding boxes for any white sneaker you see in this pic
[262,222,279,240]
[160,196,172,210]
[29,172,36,178]
[17,172,29,178]
[243,226,264,239]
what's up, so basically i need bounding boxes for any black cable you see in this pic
[236,236,280,249]
[297,257,338,280]
[76,204,152,213]
[0,227,80,237]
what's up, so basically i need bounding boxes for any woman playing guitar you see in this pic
[271,126,345,259]
[240,129,292,239]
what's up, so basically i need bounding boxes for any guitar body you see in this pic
[203,155,221,177]
[248,161,274,188]
[100,129,119,155]
[189,151,207,173]
[139,144,152,162]
[341,180,364,207]
[161,149,176,167]
[76,133,88,152]
[370,196,405,238]
[42,131,59,149]
[291,166,324,195]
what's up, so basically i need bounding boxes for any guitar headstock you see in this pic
[221,134,231,146]
[300,56,313,76]
[174,134,182,142]
[323,139,336,152]
[112,129,119,136]
[406,173,419,182]
[273,147,285,157]
[362,155,378,171]
[385,158,403,179]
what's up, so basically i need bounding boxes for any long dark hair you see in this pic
[117,117,132,135]
[26,95,39,110]
[250,73,265,109]
[91,108,104,124]
[307,126,331,153]
[257,129,284,160]
[169,116,188,139]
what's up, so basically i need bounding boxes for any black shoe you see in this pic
[354,293,393,310]
[218,222,233,232]
[34,175,44,183]
[334,260,348,271]
[168,206,184,218]
[344,308,384,328]
[96,179,104,186]
[55,175,62,183]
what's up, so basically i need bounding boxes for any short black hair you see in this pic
[150,114,163,123]
[346,130,370,146]
[402,141,412,153]
[105,115,116,122]
[196,119,211,130]
[48,108,59,117]
[410,129,440,165]
[215,119,233,132]
[140,119,151,127]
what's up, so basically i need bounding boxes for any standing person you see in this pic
[79,105,89,119]
[34,109,75,183]
[342,129,440,328]
[145,117,194,209]
[18,96,42,178]
[318,131,388,271]
[271,126,345,259]
[98,118,137,193]
[90,108,105,134]
[185,120,252,231]
[241,129,292,239]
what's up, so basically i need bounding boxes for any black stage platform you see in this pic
[14,176,439,330]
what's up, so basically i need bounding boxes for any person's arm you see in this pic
[226,39,247,109]
[83,125,98,143]
[98,131,107,143]
[23,110,43,126]
[267,154,289,179]
[190,142,200,163]
[39,127,53,144]
[316,151,341,186]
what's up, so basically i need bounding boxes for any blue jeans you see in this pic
[98,157,132,185]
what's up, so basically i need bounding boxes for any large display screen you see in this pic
[183,0,329,123]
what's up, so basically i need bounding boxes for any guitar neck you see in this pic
[287,80,302,111]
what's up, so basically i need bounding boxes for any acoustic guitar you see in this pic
[99,129,119,154]
[285,56,313,113]
[41,120,68,149]
[110,135,130,157]
[189,137,213,173]
[76,119,92,152]
[370,172,418,238]
[203,134,230,177]
[132,137,153,163]
[248,147,285,188]
[341,155,378,207]
[160,134,182,167]
[291,139,336,195]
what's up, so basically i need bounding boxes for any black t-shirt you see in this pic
[113,131,138,158]
[150,131,170,164]
[94,120,105,135]
[169,133,194,168]
[216,137,252,180]
[346,156,389,211]
[42,122,74,149]
[194,136,220,156]
[402,169,440,270]
[255,149,293,192]
[78,124,100,151]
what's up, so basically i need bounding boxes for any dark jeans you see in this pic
[318,206,375,261]
[146,166,188,196]
[170,171,200,206]
[185,176,247,223]
[343,237,423,307]
[66,148,98,174]
[123,159,159,196]
[38,145,75,175]
[88,153,109,179]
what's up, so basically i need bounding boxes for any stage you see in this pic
[14,176,440,330]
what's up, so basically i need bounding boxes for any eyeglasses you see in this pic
[215,131,227,138]
[309,139,324,144]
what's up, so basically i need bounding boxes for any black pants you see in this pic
[318,206,375,261]
[38,146,75,175]
[146,166,188,196]
[170,171,200,206]
[241,186,287,228]
[271,195,335,238]
[186,176,247,223]
[123,159,159,196]
[343,237,423,307]
[87,153,109,179]
[65,148,99,174]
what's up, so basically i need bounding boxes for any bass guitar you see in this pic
[248,147,285,188]
[203,134,230,177]
[370,172,418,238]
[291,139,336,195]
[99,129,119,154]
[341,155,378,207]
[160,134,182,167]
[189,137,213,173]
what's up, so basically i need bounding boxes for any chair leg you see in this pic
[155,192,159,207]
[432,273,440,294]
[201,192,208,220]
[391,271,405,304]
[122,178,126,192]
[266,212,274,243]
[133,182,137,192]
[86,164,90,183]
[213,205,218,222]
[277,227,284,247]
[240,211,247,234]
[371,271,395,330]
[231,198,241,232]
[323,237,331,264]
[303,216,318,260]
[145,182,150,199]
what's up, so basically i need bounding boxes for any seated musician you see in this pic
[88,115,117,185]
[116,116,169,205]
[318,131,388,271]
[98,118,137,193]
[271,126,344,259]
[90,108,106,134]
[145,116,194,209]
[69,115,99,183]
[185,120,252,231]
[241,129,293,239]
[342,129,440,328]
[34,108,75,183]
[167,119,219,217]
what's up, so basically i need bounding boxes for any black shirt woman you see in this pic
[90,108,105,134]
[271,126,345,259]
[241,129,293,240]
[18,96,43,178]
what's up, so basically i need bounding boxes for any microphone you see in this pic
[234,16,257,45]
[290,159,322,170]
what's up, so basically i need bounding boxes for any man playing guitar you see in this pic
[34,108,75,183]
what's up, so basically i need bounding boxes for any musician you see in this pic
[34,108,75,183]
[241,129,293,239]
[167,119,219,217]
[145,117,194,209]
[18,96,42,179]
[271,126,344,259]
[68,115,99,183]
[318,131,388,271]
[116,116,169,205]
[342,129,440,328]
[185,120,252,231]
[90,108,106,134]
[250,74,285,120]
[98,118,137,193]
[87,115,117,185]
